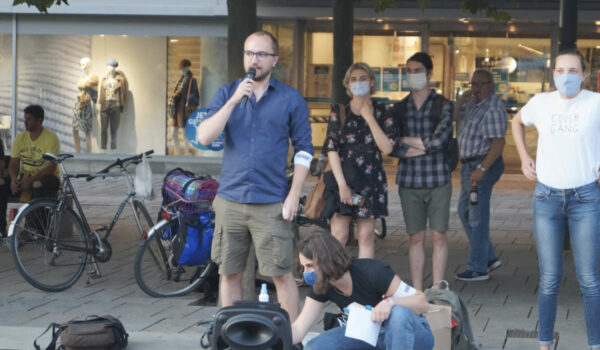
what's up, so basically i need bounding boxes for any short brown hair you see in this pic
[249,31,279,56]
[297,232,352,294]
[556,48,587,73]
[343,62,377,97]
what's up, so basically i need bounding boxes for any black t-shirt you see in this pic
[308,259,395,310]
[0,138,4,158]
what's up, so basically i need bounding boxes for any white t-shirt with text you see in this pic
[520,89,600,189]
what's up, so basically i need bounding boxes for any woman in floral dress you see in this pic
[323,62,392,258]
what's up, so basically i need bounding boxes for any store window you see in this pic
[304,32,420,148]
[166,36,227,156]
[305,32,421,103]
[15,34,227,156]
[577,40,600,93]
[0,33,11,153]
[431,36,551,108]
[262,23,294,87]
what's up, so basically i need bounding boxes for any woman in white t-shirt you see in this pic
[512,49,600,350]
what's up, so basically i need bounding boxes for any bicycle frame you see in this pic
[54,161,148,254]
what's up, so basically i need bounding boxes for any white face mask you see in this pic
[349,81,371,97]
[406,72,429,91]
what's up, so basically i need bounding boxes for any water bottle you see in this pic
[259,283,269,302]
[469,181,478,205]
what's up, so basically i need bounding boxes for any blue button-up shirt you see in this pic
[205,77,313,204]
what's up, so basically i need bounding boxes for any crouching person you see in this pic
[292,232,434,350]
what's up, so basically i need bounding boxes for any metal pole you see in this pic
[558,0,577,51]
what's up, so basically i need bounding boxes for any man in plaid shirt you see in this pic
[376,52,454,291]
[454,69,507,281]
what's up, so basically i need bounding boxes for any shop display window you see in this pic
[14,34,227,157]
[262,23,294,87]
[576,40,600,93]
[0,34,11,153]
[430,36,551,108]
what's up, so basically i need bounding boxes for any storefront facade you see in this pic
[1,0,599,169]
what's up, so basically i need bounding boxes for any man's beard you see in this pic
[253,69,271,82]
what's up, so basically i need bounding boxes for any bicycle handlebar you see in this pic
[86,150,154,182]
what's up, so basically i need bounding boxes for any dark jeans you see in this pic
[101,107,121,149]
[0,175,60,235]
[0,177,9,235]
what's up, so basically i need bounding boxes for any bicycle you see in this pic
[8,150,155,292]
[133,175,218,298]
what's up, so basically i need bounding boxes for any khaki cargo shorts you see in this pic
[211,195,295,277]
[398,181,452,234]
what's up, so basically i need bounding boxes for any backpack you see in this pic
[168,212,214,266]
[396,94,459,172]
[34,315,128,350]
[424,281,480,350]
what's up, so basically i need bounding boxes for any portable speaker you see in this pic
[210,300,293,350]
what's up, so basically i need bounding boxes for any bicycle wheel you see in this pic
[134,219,215,297]
[10,199,87,292]
[374,217,387,240]
[133,199,153,238]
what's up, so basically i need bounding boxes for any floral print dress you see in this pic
[323,101,390,219]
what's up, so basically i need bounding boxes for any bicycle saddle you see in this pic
[42,153,74,162]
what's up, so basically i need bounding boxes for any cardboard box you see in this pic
[425,304,452,350]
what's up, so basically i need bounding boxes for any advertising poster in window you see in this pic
[382,67,399,92]
[372,66,381,91]
[492,68,509,97]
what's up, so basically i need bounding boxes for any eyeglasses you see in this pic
[469,81,492,87]
[243,50,276,60]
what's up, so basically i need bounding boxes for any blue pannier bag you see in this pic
[170,212,214,266]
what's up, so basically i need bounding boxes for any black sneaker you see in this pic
[455,270,489,281]
[487,259,502,272]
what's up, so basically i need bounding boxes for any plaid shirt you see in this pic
[384,90,454,189]
[457,93,507,159]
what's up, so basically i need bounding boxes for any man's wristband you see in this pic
[476,164,486,173]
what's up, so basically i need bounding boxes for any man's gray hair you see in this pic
[473,69,494,84]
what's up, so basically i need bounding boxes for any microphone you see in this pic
[240,68,256,109]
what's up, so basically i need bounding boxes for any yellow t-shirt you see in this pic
[11,128,60,178]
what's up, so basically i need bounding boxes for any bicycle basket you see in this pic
[161,168,218,214]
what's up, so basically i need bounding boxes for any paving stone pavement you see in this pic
[0,171,591,349]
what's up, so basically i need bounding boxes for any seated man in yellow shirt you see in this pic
[8,105,60,206]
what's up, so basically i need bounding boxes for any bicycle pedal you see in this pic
[87,268,101,279]
[94,225,108,232]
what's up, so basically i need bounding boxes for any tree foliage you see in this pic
[12,0,68,13]
[373,0,513,23]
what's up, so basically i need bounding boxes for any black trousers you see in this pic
[0,175,60,236]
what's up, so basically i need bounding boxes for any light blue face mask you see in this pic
[349,81,370,97]
[303,271,317,286]
[554,73,582,97]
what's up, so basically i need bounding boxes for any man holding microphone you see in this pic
[197,31,313,320]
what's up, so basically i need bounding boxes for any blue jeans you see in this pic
[457,156,504,273]
[533,181,600,348]
[304,306,434,350]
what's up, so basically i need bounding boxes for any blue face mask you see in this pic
[303,271,317,286]
[554,73,582,97]
[349,81,371,97]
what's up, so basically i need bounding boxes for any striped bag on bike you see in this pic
[161,168,218,213]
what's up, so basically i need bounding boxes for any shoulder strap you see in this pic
[33,322,63,350]
[185,76,193,104]
[430,94,445,126]
[338,103,346,127]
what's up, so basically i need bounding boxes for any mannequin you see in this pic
[99,58,128,150]
[73,57,98,153]
[168,59,199,155]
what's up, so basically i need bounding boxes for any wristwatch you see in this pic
[476,164,487,172]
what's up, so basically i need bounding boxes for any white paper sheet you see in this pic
[344,303,382,347]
